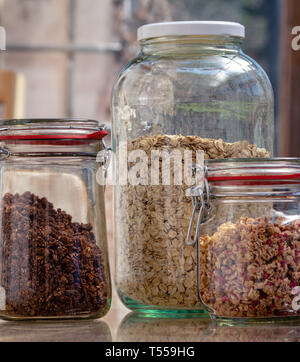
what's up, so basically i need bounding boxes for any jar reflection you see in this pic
[117,313,300,342]
[0,320,111,342]
[204,321,300,342]
[117,313,212,342]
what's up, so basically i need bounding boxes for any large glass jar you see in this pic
[112,21,274,314]
[188,159,300,321]
[0,119,111,320]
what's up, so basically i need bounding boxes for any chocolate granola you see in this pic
[0,192,108,318]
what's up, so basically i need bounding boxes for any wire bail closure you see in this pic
[96,139,112,190]
[186,165,211,246]
[185,164,215,313]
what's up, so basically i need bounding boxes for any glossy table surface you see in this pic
[0,294,300,342]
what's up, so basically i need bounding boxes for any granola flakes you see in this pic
[200,217,300,318]
[116,134,269,309]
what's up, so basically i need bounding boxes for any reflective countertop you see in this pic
[1,293,300,342]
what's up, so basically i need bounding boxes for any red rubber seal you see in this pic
[0,130,108,140]
[207,173,300,182]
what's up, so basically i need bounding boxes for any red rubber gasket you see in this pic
[0,130,108,140]
[207,173,300,182]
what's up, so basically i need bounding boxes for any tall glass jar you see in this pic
[0,119,111,320]
[112,21,274,314]
[188,159,300,321]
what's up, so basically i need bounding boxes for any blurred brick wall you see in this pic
[2,0,118,121]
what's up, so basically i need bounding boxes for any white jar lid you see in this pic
[0,27,6,50]
[137,21,245,41]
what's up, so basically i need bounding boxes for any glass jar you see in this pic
[0,119,111,320]
[187,158,300,321]
[112,21,274,314]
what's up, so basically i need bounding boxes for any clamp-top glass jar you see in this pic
[188,159,300,321]
[112,21,274,314]
[0,119,111,320]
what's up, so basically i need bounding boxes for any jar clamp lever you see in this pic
[185,165,216,313]
[186,165,211,246]
[0,147,10,160]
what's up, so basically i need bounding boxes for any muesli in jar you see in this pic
[191,159,300,320]
[116,135,270,311]
[199,216,300,318]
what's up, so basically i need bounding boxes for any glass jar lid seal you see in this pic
[206,158,300,184]
[0,119,108,140]
[0,130,107,141]
[137,21,245,41]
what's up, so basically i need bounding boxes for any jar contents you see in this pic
[117,135,269,309]
[0,192,108,318]
[200,217,300,318]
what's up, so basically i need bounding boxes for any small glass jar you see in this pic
[0,119,111,320]
[112,21,274,314]
[187,158,300,321]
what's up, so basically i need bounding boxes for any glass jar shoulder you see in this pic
[114,50,273,102]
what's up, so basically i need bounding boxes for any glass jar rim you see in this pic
[0,119,108,140]
[206,158,300,183]
[139,34,243,48]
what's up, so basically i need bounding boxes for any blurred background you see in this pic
[1,0,300,156]
[0,0,283,143]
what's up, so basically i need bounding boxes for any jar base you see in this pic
[0,299,111,321]
[0,312,107,321]
[118,290,207,318]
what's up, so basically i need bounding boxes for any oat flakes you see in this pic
[116,135,270,309]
